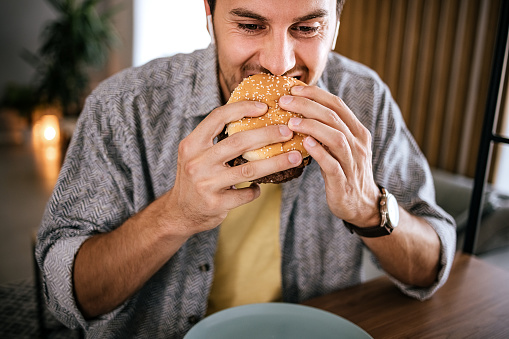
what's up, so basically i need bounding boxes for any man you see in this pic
[36,0,456,337]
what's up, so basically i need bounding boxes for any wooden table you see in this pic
[303,252,509,338]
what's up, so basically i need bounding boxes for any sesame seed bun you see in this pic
[222,73,312,184]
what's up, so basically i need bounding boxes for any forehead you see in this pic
[215,0,337,22]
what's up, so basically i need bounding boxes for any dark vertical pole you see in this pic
[463,0,509,254]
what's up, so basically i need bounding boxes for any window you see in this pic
[133,0,211,67]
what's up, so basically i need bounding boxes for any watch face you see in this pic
[387,194,400,227]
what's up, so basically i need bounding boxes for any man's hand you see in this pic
[165,100,303,237]
[280,85,441,287]
[280,85,380,227]
[74,100,302,318]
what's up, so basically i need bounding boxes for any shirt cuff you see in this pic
[389,216,456,300]
[42,235,129,330]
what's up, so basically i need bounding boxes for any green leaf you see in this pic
[26,0,122,116]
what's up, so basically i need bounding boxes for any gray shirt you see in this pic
[36,44,456,338]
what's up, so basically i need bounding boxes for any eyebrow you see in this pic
[230,8,329,23]
[294,9,329,22]
[230,8,268,22]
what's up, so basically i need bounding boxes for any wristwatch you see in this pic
[345,187,400,237]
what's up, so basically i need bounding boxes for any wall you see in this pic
[334,0,504,178]
[0,0,56,96]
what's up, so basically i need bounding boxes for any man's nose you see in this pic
[259,31,296,76]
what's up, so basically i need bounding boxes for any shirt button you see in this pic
[188,315,200,325]
[198,263,210,272]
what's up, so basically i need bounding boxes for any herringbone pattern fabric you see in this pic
[35,45,456,338]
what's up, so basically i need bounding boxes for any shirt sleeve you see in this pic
[35,92,137,329]
[370,81,457,300]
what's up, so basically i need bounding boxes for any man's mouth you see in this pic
[243,72,303,81]
[242,65,304,81]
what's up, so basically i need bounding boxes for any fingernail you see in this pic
[305,136,317,147]
[255,101,267,109]
[289,117,302,126]
[279,96,293,104]
[279,125,292,137]
[292,86,304,92]
[288,152,301,164]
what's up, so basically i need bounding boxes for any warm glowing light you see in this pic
[44,126,57,141]
[34,114,60,145]
[44,146,58,161]
[32,113,62,193]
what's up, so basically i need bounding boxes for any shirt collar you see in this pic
[184,44,223,119]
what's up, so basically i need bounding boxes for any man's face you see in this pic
[212,0,338,101]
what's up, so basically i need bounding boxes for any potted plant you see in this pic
[0,83,38,120]
[25,0,119,117]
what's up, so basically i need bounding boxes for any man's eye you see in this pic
[291,25,320,37]
[238,23,265,33]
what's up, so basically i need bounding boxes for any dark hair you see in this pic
[206,0,346,19]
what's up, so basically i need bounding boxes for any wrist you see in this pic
[344,186,400,237]
[143,192,194,241]
[358,205,382,228]
[348,189,381,228]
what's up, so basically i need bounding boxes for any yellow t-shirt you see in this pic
[206,183,282,315]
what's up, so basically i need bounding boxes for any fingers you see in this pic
[222,183,261,211]
[180,149,302,214]
[178,98,303,196]
[302,132,350,180]
[181,123,302,192]
[279,94,350,142]
[281,86,369,143]
[173,100,304,233]
[286,106,355,178]
[191,100,268,148]
[215,151,303,189]
[211,124,294,165]
[292,86,367,137]
[280,86,373,180]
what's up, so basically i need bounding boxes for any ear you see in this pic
[204,0,211,16]
[331,20,340,50]
[204,0,215,44]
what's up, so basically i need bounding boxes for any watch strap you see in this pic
[343,186,395,238]
[344,221,392,237]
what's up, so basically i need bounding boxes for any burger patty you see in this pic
[232,155,312,184]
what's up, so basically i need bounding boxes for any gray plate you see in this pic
[184,303,373,339]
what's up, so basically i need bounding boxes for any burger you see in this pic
[218,73,312,184]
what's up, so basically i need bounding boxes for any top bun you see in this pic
[226,74,309,162]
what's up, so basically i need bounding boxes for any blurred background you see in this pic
[0,0,508,290]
